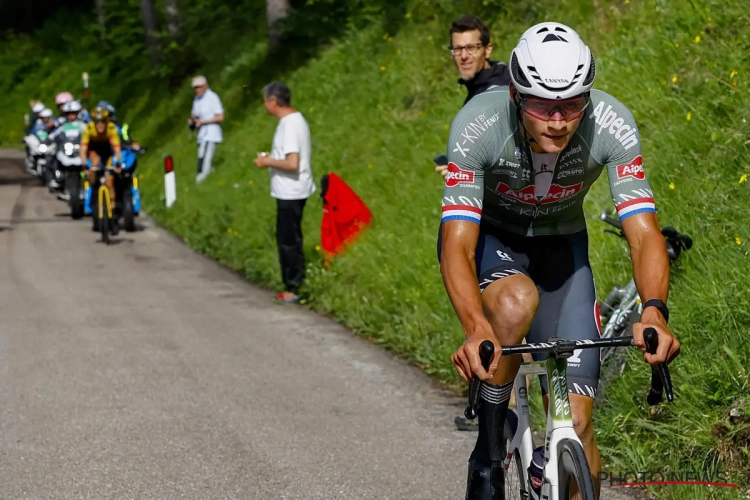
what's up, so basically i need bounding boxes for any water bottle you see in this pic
[527,446,545,499]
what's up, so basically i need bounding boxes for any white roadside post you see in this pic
[164,155,176,208]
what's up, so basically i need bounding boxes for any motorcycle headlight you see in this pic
[39,144,48,153]
[64,143,75,155]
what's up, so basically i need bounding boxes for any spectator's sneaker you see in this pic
[275,292,300,304]
[455,415,479,431]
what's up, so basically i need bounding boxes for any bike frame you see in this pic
[504,357,587,500]
[601,279,642,357]
[97,174,113,220]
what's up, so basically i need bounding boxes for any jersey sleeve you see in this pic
[81,123,91,146]
[107,123,121,147]
[599,102,656,221]
[440,102,491,225]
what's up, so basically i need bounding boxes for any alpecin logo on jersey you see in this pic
[496,182,584,205]
[589,101,639,151]
[616,155,645,180]
[445,162,475,187]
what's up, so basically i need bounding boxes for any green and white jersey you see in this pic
[441,88,656,236]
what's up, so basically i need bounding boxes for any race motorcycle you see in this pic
[52,123,86,218]
[23,129,56,184]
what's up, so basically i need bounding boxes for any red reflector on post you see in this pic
[165,155,174,173]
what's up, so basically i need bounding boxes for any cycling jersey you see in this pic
[82,121,120,149]
[441,88,656,236]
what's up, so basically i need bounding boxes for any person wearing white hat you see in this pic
[188,75,225,183]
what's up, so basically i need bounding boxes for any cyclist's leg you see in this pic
[527,231,602,495]
[440,224,538,496]
[86,151,100,186]
[104,157,116,208]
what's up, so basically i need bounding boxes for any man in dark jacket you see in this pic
[435,15,511,177]
[451,15,511,104]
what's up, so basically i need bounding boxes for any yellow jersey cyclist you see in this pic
[438,23,681,498]
[80,106,123,221]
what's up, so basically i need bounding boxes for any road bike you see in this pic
[464,330,673,500]
[597,210,692,375]
[91,168,117,245]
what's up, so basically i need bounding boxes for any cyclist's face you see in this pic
[95,121,106,134]
[66,112,78,121]
[450,30,492,81]
[513,88,586,154]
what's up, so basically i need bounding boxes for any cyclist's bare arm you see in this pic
[621,212,680,364]
[441,220,499,382]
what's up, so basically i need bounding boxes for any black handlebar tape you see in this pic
[644,327,674,404]
[464,340,496,420]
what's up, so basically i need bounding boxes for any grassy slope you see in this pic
[2,0,749,497]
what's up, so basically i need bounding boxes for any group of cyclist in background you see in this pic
[24,91,143,235]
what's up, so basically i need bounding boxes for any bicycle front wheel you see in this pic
[503,410,528,500]
[557,439,596,500]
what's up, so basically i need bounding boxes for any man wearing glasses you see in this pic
[438,22,679,497]
[436,15,510,179]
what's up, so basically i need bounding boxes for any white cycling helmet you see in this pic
[32,102,45,113]
[509,22,595,100]
[63,100,82,113]
[39,108,54,118]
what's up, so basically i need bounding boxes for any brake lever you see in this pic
[464,340,495,420]
[643,327,674,405]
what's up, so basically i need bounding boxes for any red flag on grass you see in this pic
[320,172,373,265]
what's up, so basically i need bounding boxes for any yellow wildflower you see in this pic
[249,180,254,185]
[428,35,433,41]
[380,66,387,71]
[671,75,678,84]
[687,112,692,121]
[695,35,701,43]
[444,124,450,131]
[383,33,389,40]
[733,81,738,87]
[730,70,738,78]
[669,182,676,190]
[227,228,233,234]
[675,43,679,48]
[367,163,373,169]
[405,12,411,18]
[736,237,742,245]
[740,174,748,184]
[708,17,712,21]
[397,49,402,55]
[418,110,425,116]
[315,245,321,251]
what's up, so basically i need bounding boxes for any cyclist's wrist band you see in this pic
[643,299,669,324]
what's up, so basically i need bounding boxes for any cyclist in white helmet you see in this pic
[439,22,679,498]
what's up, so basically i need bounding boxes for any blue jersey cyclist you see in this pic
[438,22,681,498]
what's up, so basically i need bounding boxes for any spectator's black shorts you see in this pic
[438,223,602,399]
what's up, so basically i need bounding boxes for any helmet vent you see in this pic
[582,52,596,86]
[511,53,532,88]
[555,27,568,32]
[536,27,549,33]
[542,34,568,43]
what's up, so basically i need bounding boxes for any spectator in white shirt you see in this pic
[254,82,316,304]
[188,75,225,184]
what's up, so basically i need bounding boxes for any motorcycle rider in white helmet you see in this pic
[439,22,679,499]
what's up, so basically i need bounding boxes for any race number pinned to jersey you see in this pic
[445,162,475,187]
[616,155,645,180]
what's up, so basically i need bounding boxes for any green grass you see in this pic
[2,0,749,497]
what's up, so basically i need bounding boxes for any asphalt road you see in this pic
[0,150,642,499]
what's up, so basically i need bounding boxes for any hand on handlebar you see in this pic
[451,326,501,383]
[435,164,449,178]
[632,314,680,365]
